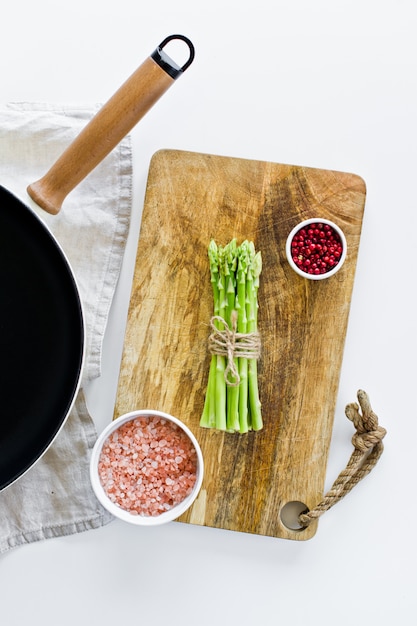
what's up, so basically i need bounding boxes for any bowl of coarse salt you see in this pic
[90,410,204,525]
[285,218,347,280]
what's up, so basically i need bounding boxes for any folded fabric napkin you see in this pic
[0,103,132,553]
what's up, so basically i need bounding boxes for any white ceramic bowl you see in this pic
[90,409,204,526]
[285,218,347,280]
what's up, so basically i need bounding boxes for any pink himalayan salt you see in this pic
[98,416,198,517]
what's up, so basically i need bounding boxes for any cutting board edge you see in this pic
[149,147,367,193]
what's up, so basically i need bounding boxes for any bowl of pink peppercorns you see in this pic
[90,410,204,526]
[285,218,347,280]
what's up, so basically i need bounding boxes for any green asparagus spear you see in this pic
[200,239,262,433]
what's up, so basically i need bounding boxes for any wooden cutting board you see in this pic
[114,149,366,541]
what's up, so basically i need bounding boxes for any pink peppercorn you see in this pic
[288,220,345,277]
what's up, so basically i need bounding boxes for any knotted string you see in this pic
[299,389,386,527]
[208,313,261,386]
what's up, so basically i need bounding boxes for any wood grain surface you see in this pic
[114,149,366,540]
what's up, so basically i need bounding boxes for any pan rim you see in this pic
[0,185,86,492]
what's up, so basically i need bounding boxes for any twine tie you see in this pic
[208,313,261,386]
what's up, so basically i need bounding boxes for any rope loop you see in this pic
[351,428,386,453]
[299,389,386,528]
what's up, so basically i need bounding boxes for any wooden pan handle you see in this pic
[27,35,195,215]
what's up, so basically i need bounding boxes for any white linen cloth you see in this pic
[0,103,133,553]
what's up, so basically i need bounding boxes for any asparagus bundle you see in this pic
[200,239,262,433]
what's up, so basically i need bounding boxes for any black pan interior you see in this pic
[0,186,84,490]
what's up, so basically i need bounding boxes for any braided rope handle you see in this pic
[299,390,386,527]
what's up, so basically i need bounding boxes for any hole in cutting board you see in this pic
[280,501,309,531]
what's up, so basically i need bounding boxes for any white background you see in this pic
[1,1,415,624]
